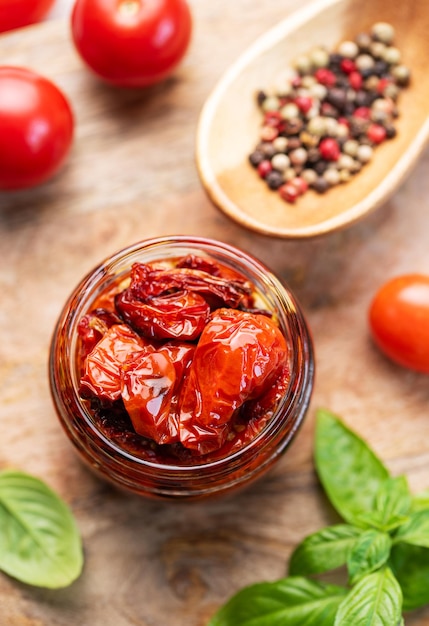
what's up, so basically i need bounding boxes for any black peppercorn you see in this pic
[249,150,265,167]
[312,177,330,193]
[306,147,321,164]
[265,170,284,189]
[314,161,328,175]
[256,90,267,106]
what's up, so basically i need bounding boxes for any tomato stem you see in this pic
[118,0,140,18]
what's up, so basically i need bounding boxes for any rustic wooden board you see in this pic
[0,3,428,625]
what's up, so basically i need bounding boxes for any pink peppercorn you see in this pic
[319,138,341,161]
[279,183,300,203]
[260,126,279,141]
[354,106,371,119]
[294,96,313,114]
[349,71,363,90]
[377,77,392,94]
[291,177,309,195]
[264,111,283,127]
[340,58,357,74]
[367,123,387,143]
[314,68,336,87]
[257,160,273,178]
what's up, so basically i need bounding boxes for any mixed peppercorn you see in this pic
[249,22,411,202]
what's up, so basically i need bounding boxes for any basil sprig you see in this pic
[0,470,83,588]
[208,409,429,626]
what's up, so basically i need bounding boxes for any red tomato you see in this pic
[0,67,74,190]
[369,274,429,374]
[0,0,54,33]
[71,0,192,88]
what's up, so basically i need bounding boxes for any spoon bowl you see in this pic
[196,0,429,239]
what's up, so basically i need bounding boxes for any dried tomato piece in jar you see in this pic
[77,308,123,358]
[179,309,288,454]
[115,289,210,341]
[126,262,253,309]
[80,324,149,401]
[121,343,195,445]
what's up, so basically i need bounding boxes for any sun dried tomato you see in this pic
[176,254,221,276]
[179,309,288,454]
[77,254,290,459]
[121,342,194,445]
[115,289,210,341]
[77,308,123,357]
[127,262,253,309]
[80,324,150,401]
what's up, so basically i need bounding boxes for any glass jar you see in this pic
[49,236,314,500]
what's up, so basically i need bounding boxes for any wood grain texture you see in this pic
[0,3,429,625]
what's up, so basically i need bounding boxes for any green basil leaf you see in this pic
[315,410,390,524]
[289,525,362,576]
[347,530,391,584]
[208,577,348,626]
[334,568,402,626]
[0,470,83,588]
[353,510,409,533]
[374,476,411,524]
[411,489,429,513]
[390,543,429,611]
[394,510,429,549]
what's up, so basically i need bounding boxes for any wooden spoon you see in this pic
[196,0,429,239]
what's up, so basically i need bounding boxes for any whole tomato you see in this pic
[0,67,74,190]
[71,0,192,88]
[369,274,429,374]
[0,0,54,33]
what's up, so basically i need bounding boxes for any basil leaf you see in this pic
[334,568,402,626]
[0,470,83,588]
[315,410,390,524]
[289,524,362,576]
[353,510,409,533]
[347,530,391,584]
[411,489,429,513]
[374,476,411,524]
[390,543,429,611]
[208,577,348,626]
[394,510,429,549]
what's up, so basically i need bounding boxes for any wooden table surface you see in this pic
[1,2,429,624]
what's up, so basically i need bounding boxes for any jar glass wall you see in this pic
[49,236,314,500]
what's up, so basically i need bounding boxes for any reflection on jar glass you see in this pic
[49,236,315,500]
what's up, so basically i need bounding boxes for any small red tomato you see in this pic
[0,67,74,190]
[71,0,192,88]
[369,274,429,374]
[0,0,54,33]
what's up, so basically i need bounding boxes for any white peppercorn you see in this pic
[356,144,373,163]
[356,54,375,70]
[323,168,341,185]
[310,47,329,68]
[371,22,395,45]
[383,46,401,65]
[302,169,317,185]
[271,153,291,172]
[262,96,281,112]
[272,136,288,152]
[392,64,411,86]
[338,40,359,58]
[289,147,308,166]
[369,42,386,59]
[280,103,300,120]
